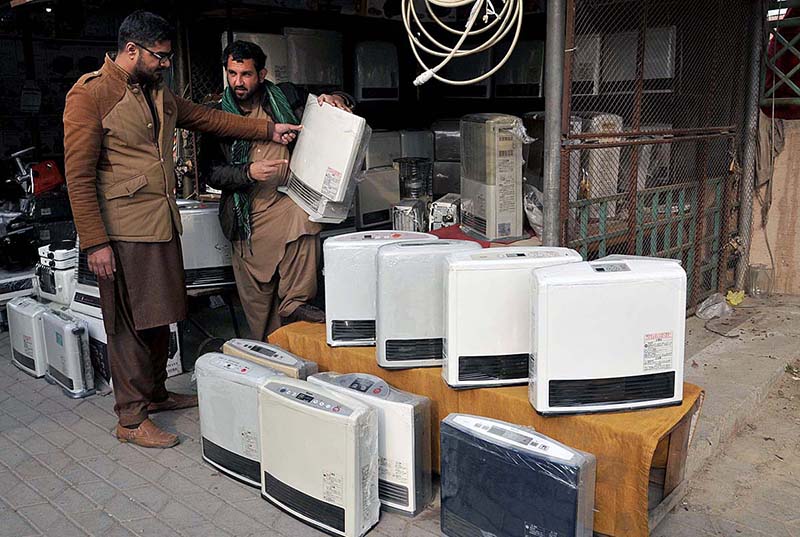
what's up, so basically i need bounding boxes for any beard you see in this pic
[134,56,164,86]
[233,84,259,103]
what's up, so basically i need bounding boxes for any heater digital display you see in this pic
[348,378,374,392]
[488,425,531,446]
[296,393,314,402]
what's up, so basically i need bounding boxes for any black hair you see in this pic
[117,10,173,51]
[222,40,267,72]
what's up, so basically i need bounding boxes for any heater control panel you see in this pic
[267,383,355,416]
[451,415,575,461]
[236,341,299,367]
[591,262,630,273]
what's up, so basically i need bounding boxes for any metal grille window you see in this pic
[560,0,753,309]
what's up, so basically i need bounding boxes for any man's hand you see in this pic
[249,159,289,182]
[318,94,352,113]
[272,123,302,145]
[88,245,116,280]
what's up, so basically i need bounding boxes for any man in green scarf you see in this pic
[201,40,354,340]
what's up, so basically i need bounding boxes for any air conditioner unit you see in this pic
[354,42,399,101]
[285,28,344,88]
[309,372,432,516]
[70,247,101,319]
[67,310,183,385]
[259,378,379,537]
[42,307,94,398]
[432,120,461,162]
[581,113,623,219]
[399,130,434,161]
[391,199,427,232]
[529,259,686,414]
[7,296,48,377]
[356,167,401,230]
[441,413,596,537]
[460,114,524,240]
[196,352,285,487]
[178,200,234,288]
[221,33,289,84]
[443,247,583,388]
[280,95,371,224]
[221,339,318,379]
[324,231,436,347]
[428,193,460,231]
[365,131,401,170]
[493,40,544,98]
[376,240,481,369]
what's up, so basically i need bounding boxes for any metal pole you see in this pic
[735,0,765,290]
[542,0,567,246]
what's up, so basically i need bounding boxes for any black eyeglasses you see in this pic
[134,42,174,64]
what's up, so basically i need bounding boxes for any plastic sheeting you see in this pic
[441,413,596,537]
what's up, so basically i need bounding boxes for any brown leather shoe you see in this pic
[114,419,179,448]
[147,392,198,413]
[282,304,326,325]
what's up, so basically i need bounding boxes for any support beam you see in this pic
[542,0,567,246]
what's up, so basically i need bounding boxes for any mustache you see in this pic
[234,86,247,91]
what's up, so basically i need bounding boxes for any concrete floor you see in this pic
[0,295,797,536]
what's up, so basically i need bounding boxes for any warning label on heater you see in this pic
[240,428,258,459]
[379,457,409,484]
[323,471,344,504]
[643,332,673,371]
[321,167,343,199]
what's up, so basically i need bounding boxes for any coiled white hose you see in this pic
[402,0,524,86]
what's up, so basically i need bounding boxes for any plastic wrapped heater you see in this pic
[222,339,318,379]
[440,413,596,537]
[309,372,433,515]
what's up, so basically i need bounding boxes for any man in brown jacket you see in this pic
[63,11,301,448]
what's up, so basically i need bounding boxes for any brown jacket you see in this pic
[63,55,274,251]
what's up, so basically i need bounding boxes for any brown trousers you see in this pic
[233,234,319,340]
[98,236,187,427]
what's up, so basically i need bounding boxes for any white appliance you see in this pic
[67,310,183,385]
[443,247,583,389]
[429,193,460,231]
[7,296,48,377]
[356,167,400,230]
[285,28,344,87]
[440,414,596,537]
[178,200,234,288]
[354,42,399,102]
[281,95,371,224]
[460,114,524,240]
[42,307,94,398]
[259,378,379,537]
[324,231,436,347]
[35,262,75,305]
[376,240,481,369]
[70,250,101,319]
[493,40,544,98]
[196,352,285,487]
[399,130,434,161]
[221,32,289,84]
[222,339,318,378]
[581,113,624,218]
[309,372,432,515]
[365,131,401,170]
[391,199,426,232]
[529,259,686,414]
[38,240,78,264]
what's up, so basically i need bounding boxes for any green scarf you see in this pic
[221,82,299,250]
